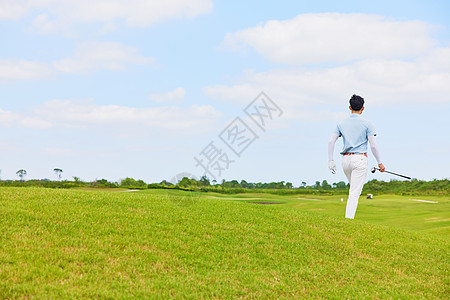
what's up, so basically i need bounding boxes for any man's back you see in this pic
[335,113,376,154]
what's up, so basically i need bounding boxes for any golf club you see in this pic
[371,167,411,180]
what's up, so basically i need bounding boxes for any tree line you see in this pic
[152,177,347,191]
[1,175,448,196]
[150,177,449,196]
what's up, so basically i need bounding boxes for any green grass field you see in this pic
[207,192,450,235]
[0,187,448,298]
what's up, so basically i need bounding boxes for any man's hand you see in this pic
[328,160,337,174]
[378,163,385,172]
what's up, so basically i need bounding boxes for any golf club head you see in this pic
[371,167,377,173]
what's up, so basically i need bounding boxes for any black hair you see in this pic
[349,94,364,111]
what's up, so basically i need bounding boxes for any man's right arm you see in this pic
[328,133,339,161]
[328,133,339,174]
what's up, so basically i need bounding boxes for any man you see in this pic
[328,95,385,219]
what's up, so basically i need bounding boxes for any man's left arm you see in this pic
[368,135,385,172]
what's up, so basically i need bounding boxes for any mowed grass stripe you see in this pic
[0,187,447,299]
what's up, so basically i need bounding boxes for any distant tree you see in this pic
[255,182,263,189]
[229,180,240,188]
[178,177,198,188]
[321,180,331,190]
[334,181,347,189]
[160,180,173,187]
[266,181,286,189]
[314,181,321,189]
[136,180,146,187]
[119,177,147,188]
[200,175,210,187]
[53,168,63,181]
[16,169,27,182]
[73,176,80,182]
[221,180,240,188]
[240,180,249,188]
[300,181,307,189]
[286,182,293,189]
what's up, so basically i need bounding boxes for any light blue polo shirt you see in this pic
[334,113,376,155]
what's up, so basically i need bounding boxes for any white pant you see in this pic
[342,155,368,219]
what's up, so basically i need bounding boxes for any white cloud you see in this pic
[20,117,53,129]
[0,108,20,127]
[0,59,54,80]
[29,99,222,132]
[0,0,30,20]
[418,47,450,72]
[31,13,59,34]
[148,87,186,103]
[221,13,437,65]
[204,48,450,120]
[2,0,213,33]
[0,108,52,130]
[118,0,213,27]
[0,99,223,135]
[211,13,449,120]
[53,41,154,73]
[0,42,154,81]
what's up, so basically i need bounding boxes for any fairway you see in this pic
[208,192,450,235]
[0,187,448,298]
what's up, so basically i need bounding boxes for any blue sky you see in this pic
[1,0,449,185]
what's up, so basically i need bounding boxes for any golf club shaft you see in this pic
[377,169,411,180]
